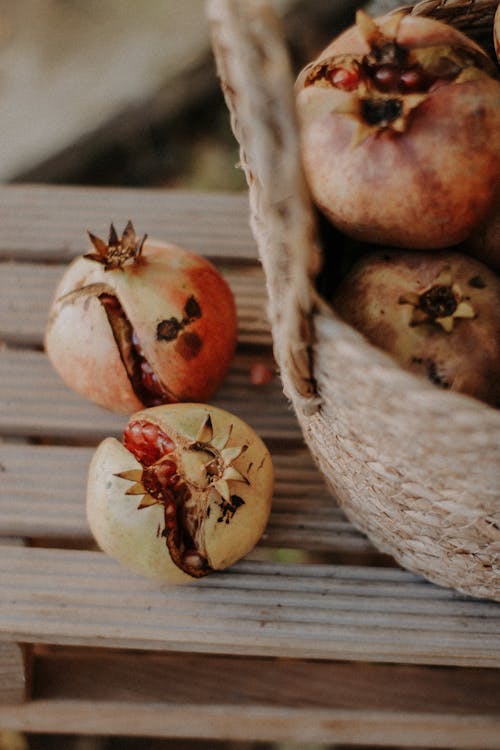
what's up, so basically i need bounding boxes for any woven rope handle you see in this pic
[208,0,324,399]
[208,0,499,400]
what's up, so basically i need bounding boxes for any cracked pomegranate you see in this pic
[296,11,500,249]
[45,222,237,412]
[331,250,500,407]
[86,403,274,583]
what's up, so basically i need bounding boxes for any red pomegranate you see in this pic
[45,222,238,413]
[296,11,500,250]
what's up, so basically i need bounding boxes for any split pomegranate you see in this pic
[45,222,237,413]
[86,403,274,583]
[331,250,500,407]
[296,11,500,249]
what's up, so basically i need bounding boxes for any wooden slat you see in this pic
[0,642,26,705]
[0,348,300,443]
[0,185,255,262]
[0,546,499,667]
[1,647,497,745]
[2,701,500,747]
[0,442,374,554]
[0,261,271,348]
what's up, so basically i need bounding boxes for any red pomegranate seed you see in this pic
[140,361,163,395]
[183,550,205,569]
[154,460,178,486]
[373,65,399,92]
[123,420,175,466]
[329,67,360,91]
[399,67,427,92]
[142,459,178,499]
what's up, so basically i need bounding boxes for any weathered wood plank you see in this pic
[0,642,26,705]
[0,261,271,348]
[0,185,255,262]
[1,701,498,747]
[0,442,374,554]
[0,348,300,443]
[0,546,499,667]
[2,647,497,745]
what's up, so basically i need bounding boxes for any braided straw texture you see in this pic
[207,0,500,601]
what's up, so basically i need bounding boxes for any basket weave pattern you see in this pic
[208,0,500,601]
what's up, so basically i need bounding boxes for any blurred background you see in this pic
[0,1,396,749]
[0,0,393,191]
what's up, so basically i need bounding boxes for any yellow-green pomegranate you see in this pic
[87,403,274,583]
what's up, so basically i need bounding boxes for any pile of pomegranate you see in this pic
[46,224,274,583]
[296,9,500,407]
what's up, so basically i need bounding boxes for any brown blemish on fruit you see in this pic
[411,357,450,389]
[157,296,202,343]
[217,494,245,524]
[157,318,182,342]
[175,332,203,360]
[468,275,486,289]
[184,295,202,320]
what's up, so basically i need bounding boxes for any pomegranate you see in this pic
[464,196,500,272]
[45,222,237,412]
[87,403,274,583]
[296,11,500,249]
[331,250,500,407]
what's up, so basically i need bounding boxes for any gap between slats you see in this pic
[20,643,500,745]
[27,645,500,712]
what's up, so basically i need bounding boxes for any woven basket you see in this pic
[207,0,500,601]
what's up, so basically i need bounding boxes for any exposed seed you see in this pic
[183,550,205,569]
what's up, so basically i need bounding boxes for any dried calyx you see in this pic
[85,221,147,270]
[331,251,500,406]
[303,10,496,140]
[399,270,475,332]
[118,414,248,578]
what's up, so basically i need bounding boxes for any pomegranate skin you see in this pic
[45,235,238,413]
[296,13,500,250]
[332,250,500,407]
[464,195,500,272]
[87,403,274,584]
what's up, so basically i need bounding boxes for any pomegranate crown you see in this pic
[84,220,147,271]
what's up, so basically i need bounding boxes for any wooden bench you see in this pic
[0,183,499,747]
